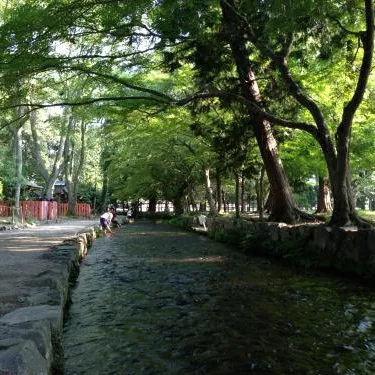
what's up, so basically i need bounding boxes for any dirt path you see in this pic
[0,219,97,317]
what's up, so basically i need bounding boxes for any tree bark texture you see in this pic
[29,110,66,199]
[235,171,240,218]
[220,0,298,223]
[316,177,332,213]
[203,163,218,216]
[330,0,374,226]
[148,196,157,213]
[256,166,266,220]
[63,116,87,215]
[240,173,245,213]
[216,169,223,213]
[12,126,23,214]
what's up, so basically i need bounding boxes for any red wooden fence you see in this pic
[0,202,11,217]
[75,203,91,217]
[48,201,58,220]
[0,201,91,220]
[57,203,69,217]
[21,200,48,221]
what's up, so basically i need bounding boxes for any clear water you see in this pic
[63,221,375,374]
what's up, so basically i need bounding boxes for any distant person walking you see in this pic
[100,211,113,234]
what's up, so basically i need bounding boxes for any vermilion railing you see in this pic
[0,203,11,217]
[75,203,91,217]
[21,200,49,221]
[0,201,91,220]
[57,203,69,217]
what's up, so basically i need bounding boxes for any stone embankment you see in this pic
[0,221,99,374]
[186,216,375,281]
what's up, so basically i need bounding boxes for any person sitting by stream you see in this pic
[100,211,113,234]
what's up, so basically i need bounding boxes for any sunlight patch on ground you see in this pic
[148,256,226,263]
[124,231,190,237]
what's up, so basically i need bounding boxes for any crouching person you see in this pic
[100,211,113,234]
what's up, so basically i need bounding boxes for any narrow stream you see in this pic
[63,220,375,374]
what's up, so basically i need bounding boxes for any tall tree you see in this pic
[0,0,373,227]
[63,113,88,215]
[218,0,374,226]
[28,109,66,198]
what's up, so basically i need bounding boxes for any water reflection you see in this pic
[63,221,375,374]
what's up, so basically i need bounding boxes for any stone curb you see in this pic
[0,226,99,375]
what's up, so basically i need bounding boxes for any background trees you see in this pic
[0,0,372,225]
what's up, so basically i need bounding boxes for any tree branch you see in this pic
[0,95,169,130]
[175,91,318,137]
[328,15,362,37]
[68,66,174,101]
[339,0,374,129]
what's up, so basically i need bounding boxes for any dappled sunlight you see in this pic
[4,236,67,252]
[5,246,51,252]
[148,255,226,264]
[65,221,375,374]
[112,255,226,264]
[123,231,190,237]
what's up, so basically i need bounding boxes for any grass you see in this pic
[357,210,375,223]
[313,210,375,225]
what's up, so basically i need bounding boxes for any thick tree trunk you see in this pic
[10,104,29,220]
[330,0,373,226]
[100,170,109,212]
[222,190,228,212]
[252,113,297,222]
[275,1,372,226]
[29,110,66,199]
[220,0,298,223]
[203,163,218,216]
[256,166,266,220]
[188,191,198,212]
[63,118,87,215]
[220,0,373,226]
[316,177,332,213]
[164,201,170,212]
[216,169,223,213]
[240,173,245,213]
[13,127,23,217]
[148,196,157,213]
[235,171,240,218]
[173,197,184,215]
[264,190,274,214]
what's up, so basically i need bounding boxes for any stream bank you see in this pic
[176,216,375,282]
[0,220,98,374]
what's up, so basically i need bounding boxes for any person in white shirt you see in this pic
[100,211,113,234]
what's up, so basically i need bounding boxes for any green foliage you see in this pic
[0,0,372,224]
[105,94,213,210]
[168,215,188,228]
[139,211,175,220]
[0,144,15,199]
